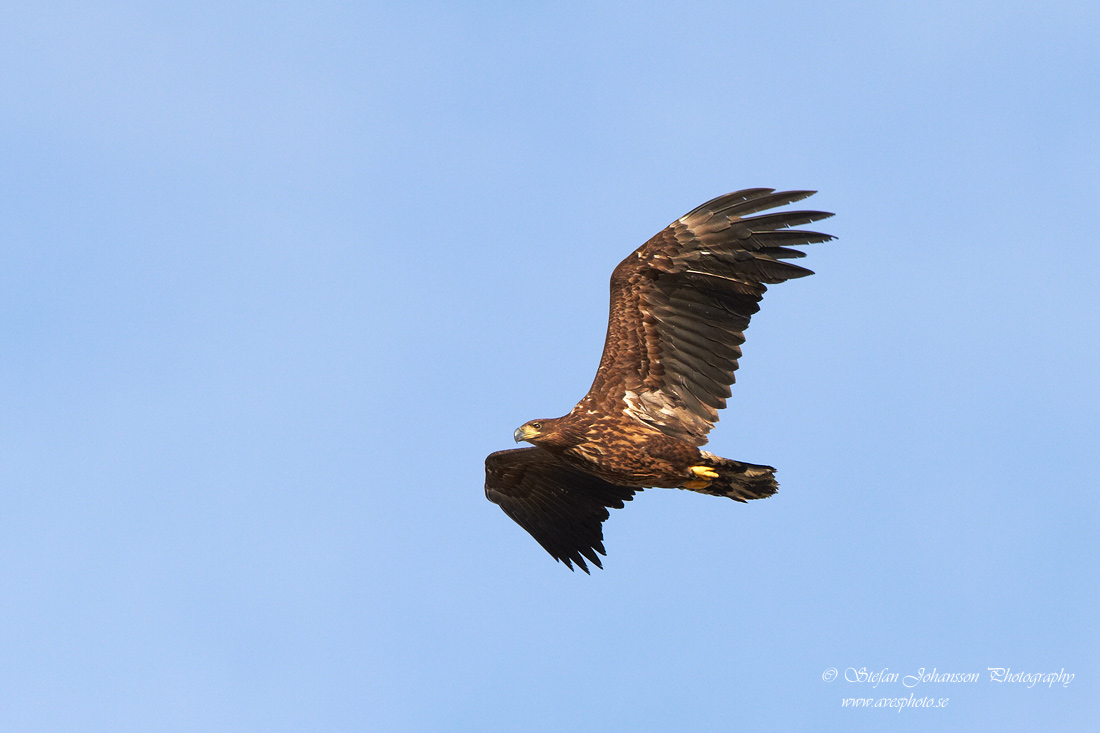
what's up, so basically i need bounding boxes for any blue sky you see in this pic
[2,2,1097,731]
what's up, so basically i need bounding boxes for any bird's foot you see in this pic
[684,465,718,489]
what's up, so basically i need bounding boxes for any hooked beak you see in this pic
[514,425,538,443]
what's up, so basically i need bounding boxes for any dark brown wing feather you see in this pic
[578,189,834,446]
[485,447,637,573]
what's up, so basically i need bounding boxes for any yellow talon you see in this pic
[683,479,711,490]
[689,466,719,480]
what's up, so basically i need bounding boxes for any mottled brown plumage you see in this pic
[485,188,833,572]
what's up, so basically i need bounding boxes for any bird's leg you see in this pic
[683,465,719,489]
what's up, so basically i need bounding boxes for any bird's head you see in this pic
[514,420,547,444]
[514,418,571,448]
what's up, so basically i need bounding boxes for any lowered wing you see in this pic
[485,447,637,573]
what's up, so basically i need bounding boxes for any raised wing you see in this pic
[485,447,637,573]
[579,189,833,446]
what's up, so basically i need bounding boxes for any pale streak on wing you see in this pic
[578,189,834,446]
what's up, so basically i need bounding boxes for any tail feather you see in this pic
[686,452,778,502]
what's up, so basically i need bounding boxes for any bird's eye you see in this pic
[532,422,542,430]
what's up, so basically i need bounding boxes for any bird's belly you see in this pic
[562,434,699,488]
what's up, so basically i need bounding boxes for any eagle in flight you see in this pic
[485,189,833,572]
